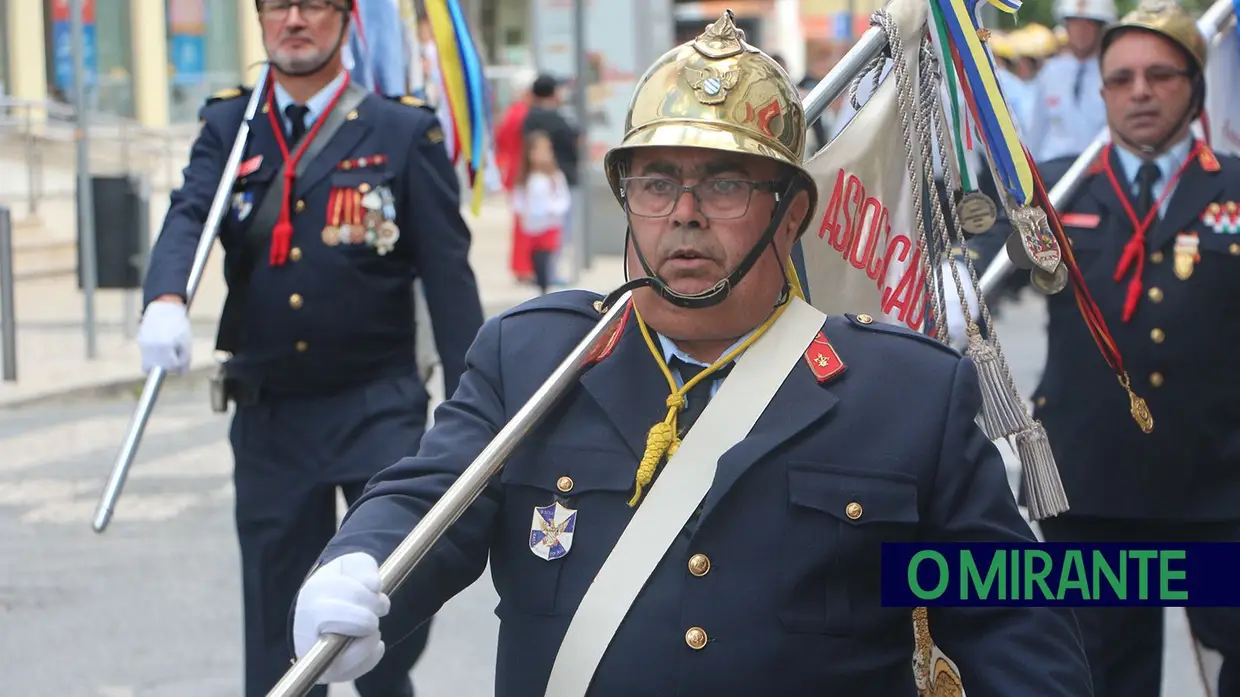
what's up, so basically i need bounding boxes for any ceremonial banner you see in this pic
[1204,8,1240,157]
[800,0,927,329]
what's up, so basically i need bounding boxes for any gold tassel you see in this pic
[628,420,676,507]
[965,323,1026,440]
[1013,421,1069,520]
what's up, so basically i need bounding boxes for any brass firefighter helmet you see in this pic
[1101,0,1207,74]
[603,11,818,236]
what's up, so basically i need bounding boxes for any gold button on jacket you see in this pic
[688,554,711,577]
[684,627,708,650]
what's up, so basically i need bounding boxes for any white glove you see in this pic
[939,260,980,347]
[137,301,193,374]
[292,552,390,685]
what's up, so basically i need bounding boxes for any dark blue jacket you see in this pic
[143,87,483,397]
[968,144,1240,521]
[318,290,1092,696]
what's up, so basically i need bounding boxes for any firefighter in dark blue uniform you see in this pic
[966,3,1240,695]
[281,14,1093,697]
[135,1,484,695]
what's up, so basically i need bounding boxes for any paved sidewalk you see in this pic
[0,189,626,408]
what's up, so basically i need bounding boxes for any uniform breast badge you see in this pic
[231,192,253,222]
[1174,232,1200,281]
[529,502,577,561]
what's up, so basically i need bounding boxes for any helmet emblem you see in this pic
[685,65,741,105]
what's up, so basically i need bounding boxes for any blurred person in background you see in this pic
[509,131,570,296]
[1027,0,1117,162]
[496,70,537,284]
[523,74,581,286]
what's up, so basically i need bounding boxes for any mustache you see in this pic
[1125,105,1160,119]
[654,230,725,264]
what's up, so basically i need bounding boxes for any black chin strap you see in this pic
[599,182,798,313]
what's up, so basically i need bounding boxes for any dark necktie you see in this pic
[1073,62,1085,104]
[285,104,309,147]
[1135,162,1161,221]
[672,358,732,436]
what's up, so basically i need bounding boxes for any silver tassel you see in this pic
[1013,420,1069,520]
[965,324,1026,440]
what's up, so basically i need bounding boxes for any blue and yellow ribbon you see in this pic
[933,0,1033,205]
[425,0,492,214]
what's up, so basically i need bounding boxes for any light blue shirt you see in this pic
[657,329,755,406]
[273,70,348,137]
[996,67,1035,141]
[1031,54,1106,162]
[1111,135,1194,218]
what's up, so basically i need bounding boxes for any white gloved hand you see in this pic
[292,552,390,685]
[939,260,980,347]
[137,300,193,374]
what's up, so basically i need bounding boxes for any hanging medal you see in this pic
[1174,232,1199,281]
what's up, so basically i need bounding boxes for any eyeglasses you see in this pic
[620,176,783,219]
[1102,66,1191,91]
[257,0,343,17]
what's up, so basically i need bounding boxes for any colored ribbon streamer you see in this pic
[426,0,493,214]
[934,0,1032,206]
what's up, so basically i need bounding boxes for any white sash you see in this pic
[543,296,827,697]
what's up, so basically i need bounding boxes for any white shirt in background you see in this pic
[511,171,571,235]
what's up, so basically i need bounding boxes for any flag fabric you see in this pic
[425,0,493,214]
[1204,2,1240,157]
[346,0,410,97]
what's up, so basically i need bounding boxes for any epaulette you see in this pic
[842,313,962,357]
[205,86,250,106]
[389,94,434,111]
[500,289,605,321]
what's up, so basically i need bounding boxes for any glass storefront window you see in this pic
[42,0,135,118]
[167,0,240,124]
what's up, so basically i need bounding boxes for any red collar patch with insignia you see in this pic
[804,331,846,383]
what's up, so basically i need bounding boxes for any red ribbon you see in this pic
[263,73,353,266]
[1101,142,1201,322]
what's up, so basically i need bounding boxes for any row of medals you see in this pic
[322,186,401,255]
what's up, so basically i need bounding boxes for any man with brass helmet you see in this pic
[287,12,1092,696]
[137,0,485,695]
[970,2,1240,694]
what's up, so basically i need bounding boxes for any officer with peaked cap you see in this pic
[1028,0,1118,161]
[970,2,1240,694]
[137,0,485,694]
[286,12,1093,696]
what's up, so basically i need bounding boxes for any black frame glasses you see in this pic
[620,176,784,220]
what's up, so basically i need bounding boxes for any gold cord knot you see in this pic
[629,420,676,506]
[666,393,686,410]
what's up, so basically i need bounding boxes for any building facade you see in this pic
[0,0,881,128]
[2,0,267,127]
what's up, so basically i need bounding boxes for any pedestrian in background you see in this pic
[496,71,536,284]
[509,131,569,295]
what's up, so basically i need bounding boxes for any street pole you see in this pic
[72,0,98,359]
[572,0,589,282]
